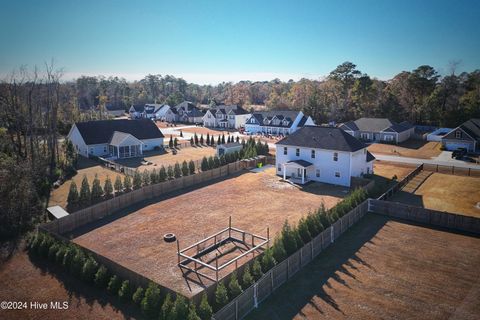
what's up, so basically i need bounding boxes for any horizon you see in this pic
[1,0,479,85]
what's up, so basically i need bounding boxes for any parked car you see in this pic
[452,148,467,159]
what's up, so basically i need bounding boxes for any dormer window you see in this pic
[455,131,461,139]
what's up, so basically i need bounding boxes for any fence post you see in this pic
[254,283,258,308]
[286,258,290,279]
[235,300,238,320]
[331,225,334,243]
[270,271,274,290]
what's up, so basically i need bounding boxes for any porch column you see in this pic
[302,168,305,184]
[117,146,120,158]
[283,164,286,180]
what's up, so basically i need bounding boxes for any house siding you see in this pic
[67,125,89,157]
[141,138,164,151]
[275,145,352,187]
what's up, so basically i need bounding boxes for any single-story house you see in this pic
[275,126,375,187]
[216,142,243,157]
[67,119,164,159]
[152,104,177,122]
[426,128,452,142]
[441,119,480,152]
[245,111,314,135]
[203,105,250,129]
[105,103,126,117]
[339,118,414,144]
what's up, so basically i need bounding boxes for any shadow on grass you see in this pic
[27,250,142,320]
[65,169,249,239]
[247,214,388,320]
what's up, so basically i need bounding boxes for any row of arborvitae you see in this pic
[200,152,239,172]
[67,160,196,211]
[212,188,369,310]
[190,133,239,147]
[28,232,213,320]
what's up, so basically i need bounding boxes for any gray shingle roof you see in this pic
[366,151,375,162]
[74,119,164,145]
[276,126,366,152]
[247,110,300,128]
[287,160,313,167]
[443,118,480,141]
[340,118,412,133]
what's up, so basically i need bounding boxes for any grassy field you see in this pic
[368,140,441,159]
[72,167,347,298]
[248,214,480,320]
[0,249,136,320]
[392,172,480,217]
[48,158,124,208]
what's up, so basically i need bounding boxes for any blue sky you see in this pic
[0,0,479,84]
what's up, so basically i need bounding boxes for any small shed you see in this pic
[216,142,243,156]
[47,206,69,220]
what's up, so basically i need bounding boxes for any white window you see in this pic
[361,133,369,140]
[455,131,461,139]
[283,147,287,155]
[311,150,315,158]
[296,148,300,157]
[278,165,281,172]
[103,146,107,153]
[333,152,338,161]
[316,169,320,177]
[89,147,94,154]
[385,135,394,141]
[335,171,340,178]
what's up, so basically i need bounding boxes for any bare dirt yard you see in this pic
[392,172,480,217]
[71,167,347,298]
[116,146,217,172]
[368,140,441,159]
[248,214,480,320]
[0,249,136,320]
[373,161,417,180]
[49,157,124,208]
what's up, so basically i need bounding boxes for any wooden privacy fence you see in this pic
[42,161,246,235]
[212,200,369,320]
[369,199,480,235]
[377,164,424,201]
[422,163,480,177]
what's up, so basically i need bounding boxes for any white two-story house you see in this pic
[275,126,375,187]
[245,111,314,135]
[203,105,250,129]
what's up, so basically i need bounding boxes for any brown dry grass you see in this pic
[180,127,237,136]
[116,146,217,172]
[249,214,480,320]
[0,249,137,320]
[393,173,480,217]
[368,141,441,159]
[373,161,417,180]
[48,158,124,208]
[72,167,347,298]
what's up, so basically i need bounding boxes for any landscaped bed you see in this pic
[248,213,480,319]
[71,167,347,298]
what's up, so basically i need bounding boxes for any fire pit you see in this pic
[164,233,176,243]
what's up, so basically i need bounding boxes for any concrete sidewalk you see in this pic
[372,153,480,169]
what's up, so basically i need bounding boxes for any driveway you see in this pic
[372,153,480,169]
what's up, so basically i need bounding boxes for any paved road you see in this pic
[372,153,480,169]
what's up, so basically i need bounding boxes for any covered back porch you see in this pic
[108,131,144,159]
[282,160,314,185]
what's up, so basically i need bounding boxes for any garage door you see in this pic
[444,141,473,151]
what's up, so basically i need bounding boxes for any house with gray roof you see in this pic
[174,101,205,124]
[275,126,374,186]
[441,118,480,152]
[67,119,164,159]
[203,105,250,129]
[244,110,315,135]
[339,117,414,144]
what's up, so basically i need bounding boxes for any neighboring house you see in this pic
[144,104,164,119]
[441,119,480,152]
[67,119,164,159]
[216,142,243,156]
[180,108,205,124]
[105,103,126,117]
[244,111,314,135]
[152,104,177,122]
[339,117,414,144]
[174,101,204,123]
[129,104,146,119]
[203,105,250,129]
[275,126,375,187]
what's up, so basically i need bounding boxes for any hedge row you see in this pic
[212,188,369,310]
[28,233,213,320]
